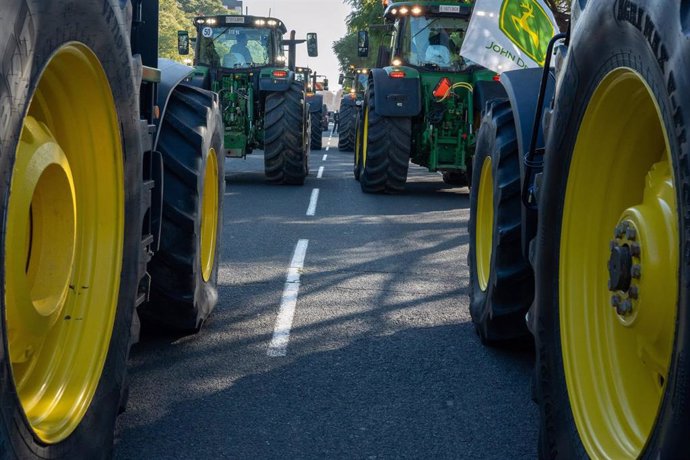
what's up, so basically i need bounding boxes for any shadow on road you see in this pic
[116,324,537,459]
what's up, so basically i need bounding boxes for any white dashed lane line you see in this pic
[322,154,327,161]
[306,188,320,216]
[317,166,324,179]
[267,239,309,357]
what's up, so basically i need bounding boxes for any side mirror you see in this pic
[338,74,345,85]
[306,33,318,57]
[178,30,190,55]
[357,30,369,57]
[322,78,329,91]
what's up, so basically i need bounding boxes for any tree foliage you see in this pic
[159,0,229,62]
[333,0,387,74]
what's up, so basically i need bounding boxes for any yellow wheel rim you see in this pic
[560,68,677,458]
[362,107,370,167]
[5,44,124,444]
[200,148,219,282]
[476,156,494,291]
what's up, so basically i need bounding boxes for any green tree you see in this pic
[333,0,386,74]
[178,0,228,16]
[159,0,193,61]
[158,0,231,62]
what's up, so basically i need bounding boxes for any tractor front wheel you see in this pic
[534,1,690,457]
[0,1,143,456]
[468,100,532,344]
[142,84,225,332]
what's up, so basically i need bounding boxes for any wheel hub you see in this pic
[607,220,641,317]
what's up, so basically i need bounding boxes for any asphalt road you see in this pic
[114,128,537,459]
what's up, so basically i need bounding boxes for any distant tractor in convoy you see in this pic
[355,0,501,193]
[337,67,369,152]
[0,0,224,456]
[467,0,690,457]
[180,15,318,184]
[296,66,330,151]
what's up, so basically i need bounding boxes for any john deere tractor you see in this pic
[296,66,330,151]
[355,1,501,193]
[337,67,368,152]
[467,0,690,457]
[181,15,318,184]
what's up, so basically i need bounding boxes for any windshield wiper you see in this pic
[413,18,440,40]
[211,27,232,44]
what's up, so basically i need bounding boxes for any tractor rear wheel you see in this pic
[338,102,356,151]
[534,2,690,457]
[141,84,224,332]
[0,1,142,456]
[468,100,532,344]
[353,108,364,181]
[310,109,323,151]
[264,82,308,184]
[360,87,411,194]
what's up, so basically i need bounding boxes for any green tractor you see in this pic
[296,66,330,151]
[180,15,318,184]
[355,1,502,192]
[337,67,368,152]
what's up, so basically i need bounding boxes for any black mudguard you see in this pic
[499,68,555,260]
[371,67,421,117]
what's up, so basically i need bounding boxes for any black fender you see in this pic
[155,58,195,150]
[499,68,555,163]
[473,80,507,117]
[370,67,421,117]
[306,93,324,113]
[259,69,295,92]
[498,67,555,259]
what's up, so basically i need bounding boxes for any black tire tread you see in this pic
[144,83,223,331]
[468,99,533,343]
[360,87,411,194]
[310,110,323,150]
[264,81,307,185]
[338,102,356,151]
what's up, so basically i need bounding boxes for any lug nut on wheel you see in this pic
[625,226,637,240]
[631,264,642,279]
[617,299,633,316]
[629,285,639,299]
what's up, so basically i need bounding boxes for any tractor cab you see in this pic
[192,15,287,70]
[366,1,479,72]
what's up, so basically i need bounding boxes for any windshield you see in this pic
[197,26,275,68]
[401,16,470,71]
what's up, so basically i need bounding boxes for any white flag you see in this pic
[460,0,559,74]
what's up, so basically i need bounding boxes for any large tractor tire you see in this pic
[142,84,224,332]
[264,82,308,185]
[468,101,533,344]
[360,87,411,194]
[338,101,356,151]
[533,2,690,458]
[0,1,143,457]
[310,109,323,151]
[353,108,364,181]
